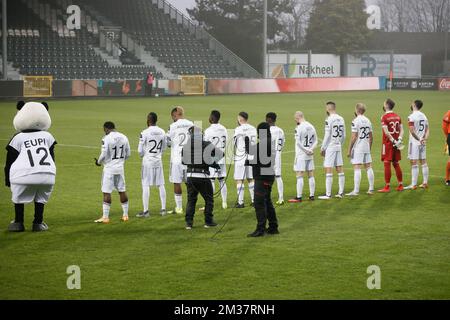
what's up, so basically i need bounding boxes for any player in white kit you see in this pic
[5,101,56,232]
[166,106,194,214]
[136,112,167,217]
[266,112,285,205]
[319,102,346,200]
[289,111,317,203]
[233,112,257,208]
[204,110,229,209]
[346,103,375,196]
[405,100,430,190]
[94,122,131,223]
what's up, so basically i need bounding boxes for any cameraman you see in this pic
[182,126,224,230]
[245,122,279,237]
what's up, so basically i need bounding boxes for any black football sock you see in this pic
[14,204,24,223]
[33,202,45,224]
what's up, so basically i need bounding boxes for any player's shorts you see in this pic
[11,183,53,204]
[381,143,401,162]
[209,164,227,179]
[102,172,126,193]
[351,152,372,165]
[294,158,315,172]
[408,143,426,160]
[141,164,165,186]
[169,163,186,184]
[323,149,343,168]
[234,163,253,180]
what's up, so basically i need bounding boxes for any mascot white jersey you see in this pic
[4,101,57,232]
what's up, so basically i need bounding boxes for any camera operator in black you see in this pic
[182,126,224,229]
[245,122,279,237]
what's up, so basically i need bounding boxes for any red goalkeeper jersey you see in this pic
[381,112,402,144]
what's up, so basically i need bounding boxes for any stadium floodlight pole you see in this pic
[262,0,267,78]
[2,0,7,80]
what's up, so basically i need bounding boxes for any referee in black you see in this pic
[182,126,224,230]
[245,122,279,237]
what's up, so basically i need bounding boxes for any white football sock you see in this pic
[121,202,129,217]
[237,183,244,205]
[159,185,166,210]
[411,165,419,186]
[354,169,362,193]
[309,176,316,197]
[421,164,429,184]
[296,176,304,198]
[325,174,333,197]
[142,186,150,212]
[219,179,227,203]
[367,168,375,191]
[338,173,345,195]
[248,181,255,202]
[210,179,216,193]
[276,176,284,201]
[102,202,111,218]
[175,194,183,210]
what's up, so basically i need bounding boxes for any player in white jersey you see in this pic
[204,110,229,209]
[166,106,194,214]
[405,100,430,190]
[289,111,317,203]
[136,112,167,218]
[94,122,131,223]
[5,101,57,232]
[319,102,346,200]
[346,103,375,196]
[266,112,285,205]
[233,112,257,208]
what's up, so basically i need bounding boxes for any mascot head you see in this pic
[13,101,51,132]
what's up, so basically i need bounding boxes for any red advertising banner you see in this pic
[207,77,380,95]
[438,78,450,91]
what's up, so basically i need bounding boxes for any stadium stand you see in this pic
[0,0,250,80]
[78,0,243,78]
[0,0,158,80]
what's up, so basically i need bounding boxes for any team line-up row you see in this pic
[92,99,435,223]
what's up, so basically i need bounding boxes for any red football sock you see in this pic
[446,161,450,181]
[384,162,391,185]
[393,162,403,184]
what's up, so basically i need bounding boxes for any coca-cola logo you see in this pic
[439,78,450,90]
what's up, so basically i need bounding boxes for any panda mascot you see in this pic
[4,101,57,232]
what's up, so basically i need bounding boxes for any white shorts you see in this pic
[234,164,253,180]
[294,158,315,172]
[142,164,165,186]
[209,164,227,179]
[351,152,372,165]
[323,149,343,168]
[102,172,126,193]
[11,183,54,204]
[408,143,426,160]
[274,158,282,177]
[169,163,186,184]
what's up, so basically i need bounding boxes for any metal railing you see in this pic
[151,0,262,78]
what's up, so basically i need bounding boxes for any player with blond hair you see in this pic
[346,103,375,196]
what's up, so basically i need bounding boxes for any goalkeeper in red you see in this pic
[378,99,404,193]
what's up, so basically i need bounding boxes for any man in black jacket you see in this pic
[245,122,279,237]
[182,126,224,230]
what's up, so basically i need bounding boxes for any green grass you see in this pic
[0,91,449,300]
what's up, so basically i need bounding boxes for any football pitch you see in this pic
[0,90,449,300]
